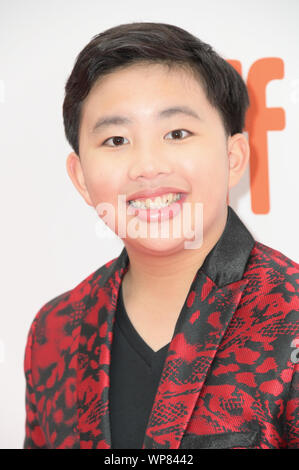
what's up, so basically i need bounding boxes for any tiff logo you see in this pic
[228,58,286,215]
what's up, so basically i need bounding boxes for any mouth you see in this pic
[127,192,186,208]
[126,192,188,223]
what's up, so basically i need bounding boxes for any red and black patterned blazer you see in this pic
[23,206,299,449]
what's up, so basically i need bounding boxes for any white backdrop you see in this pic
[0,0,298,449]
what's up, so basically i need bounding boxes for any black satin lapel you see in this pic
[201,206,255,287]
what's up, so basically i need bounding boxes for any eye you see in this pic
[101,129,192,147]
[165,129,192,140]
[102,136,129,147]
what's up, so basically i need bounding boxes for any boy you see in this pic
[23,22,299,449]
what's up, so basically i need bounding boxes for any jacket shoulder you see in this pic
[25,255,120,345]
[244,241,299,316]
[249,241,299,276]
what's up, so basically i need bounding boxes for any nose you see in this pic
[128,142,172,180]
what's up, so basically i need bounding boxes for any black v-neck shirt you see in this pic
[109,283,170,449]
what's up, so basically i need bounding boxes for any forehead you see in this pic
[79,63,212,134]
[86,62,207,104]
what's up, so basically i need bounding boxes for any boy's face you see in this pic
[66,63,248,255]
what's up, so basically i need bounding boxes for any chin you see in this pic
[126,236,188,256]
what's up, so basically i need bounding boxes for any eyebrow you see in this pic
[90,105,202,134]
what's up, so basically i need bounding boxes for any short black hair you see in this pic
[63,22,249,156]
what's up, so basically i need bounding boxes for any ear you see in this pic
[66,152,94,206]
[227,133,250,189]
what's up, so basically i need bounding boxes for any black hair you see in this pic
[63,22,249,156]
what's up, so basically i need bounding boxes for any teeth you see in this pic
[129,192,182,209]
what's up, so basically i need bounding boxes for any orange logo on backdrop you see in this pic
[227,59,285,214]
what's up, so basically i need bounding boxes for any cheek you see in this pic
[185,151,228,190]
[206,158,228,186]
[82,161,119,205]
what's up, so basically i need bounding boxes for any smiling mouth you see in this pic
[125,193,188,223]
[127,192,185,210]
